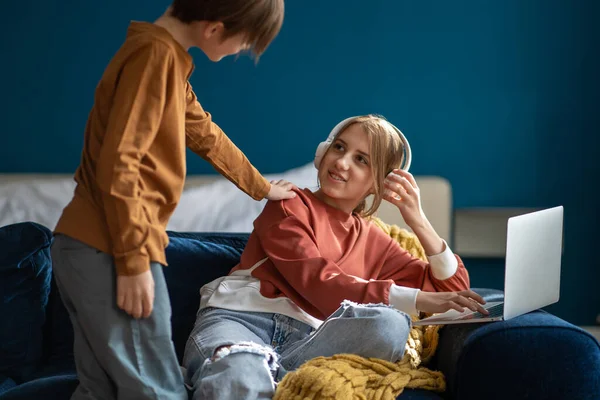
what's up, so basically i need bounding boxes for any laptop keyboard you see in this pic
[457,302,504,320]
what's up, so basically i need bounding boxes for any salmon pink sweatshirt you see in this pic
[199,188,470,328]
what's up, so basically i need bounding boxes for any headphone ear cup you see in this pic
[314,141,330,169]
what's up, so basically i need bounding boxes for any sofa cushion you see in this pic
[37,276,75,379]
[0,374,77,400]
[396,389,443,399]
[436,306,600,400]
[164,231,250,363]
[0,222,53,390]
[0,376,16,395]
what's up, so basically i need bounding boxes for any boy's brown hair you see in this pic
[171,0,284,58]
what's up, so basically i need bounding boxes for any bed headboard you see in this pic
[0,173,452,241]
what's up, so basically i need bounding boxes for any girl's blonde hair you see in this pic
[325,115,406,217]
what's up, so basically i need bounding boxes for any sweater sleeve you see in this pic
[184,83,270,201]
[96,42,172,276]
[254,199,395,319]
[378,238,471,293]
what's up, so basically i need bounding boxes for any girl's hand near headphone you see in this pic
[383,169,425,228]
[383,169,445,256]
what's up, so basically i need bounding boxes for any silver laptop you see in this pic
[414,206,563,326]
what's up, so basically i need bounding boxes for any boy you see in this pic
[51,0,290,398]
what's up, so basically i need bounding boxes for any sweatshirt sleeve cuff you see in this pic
[255,177,271,201]
[115,252,150,276]
[389,284,420,316]
[427,240,458,280]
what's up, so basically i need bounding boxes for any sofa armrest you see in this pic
[433,289,600,400]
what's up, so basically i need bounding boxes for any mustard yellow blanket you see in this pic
[273,217,445,400]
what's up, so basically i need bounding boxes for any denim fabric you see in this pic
[51,234,187,400]
[0,222,53,389]
[183,303,411,400]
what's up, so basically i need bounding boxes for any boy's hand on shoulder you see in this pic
[117,270,155,319]
[266,179,297,201]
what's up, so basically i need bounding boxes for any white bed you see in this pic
[0,163,452,241]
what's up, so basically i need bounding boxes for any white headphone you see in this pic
[313,116,412,171]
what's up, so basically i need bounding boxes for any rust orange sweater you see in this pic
[55,22,269,276]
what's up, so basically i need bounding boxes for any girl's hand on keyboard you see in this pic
[416,290,489,315]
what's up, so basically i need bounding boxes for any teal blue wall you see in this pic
[1,1,598,324]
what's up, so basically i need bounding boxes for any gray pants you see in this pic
[51,234,187,400]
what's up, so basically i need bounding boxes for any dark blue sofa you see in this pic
[1,222,599,400]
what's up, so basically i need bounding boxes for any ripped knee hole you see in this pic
[210,342,278,367]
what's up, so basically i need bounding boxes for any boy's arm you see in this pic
[96,43,172,276]
[184,83,270,201]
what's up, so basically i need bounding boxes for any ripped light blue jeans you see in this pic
[182,302,411,400]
